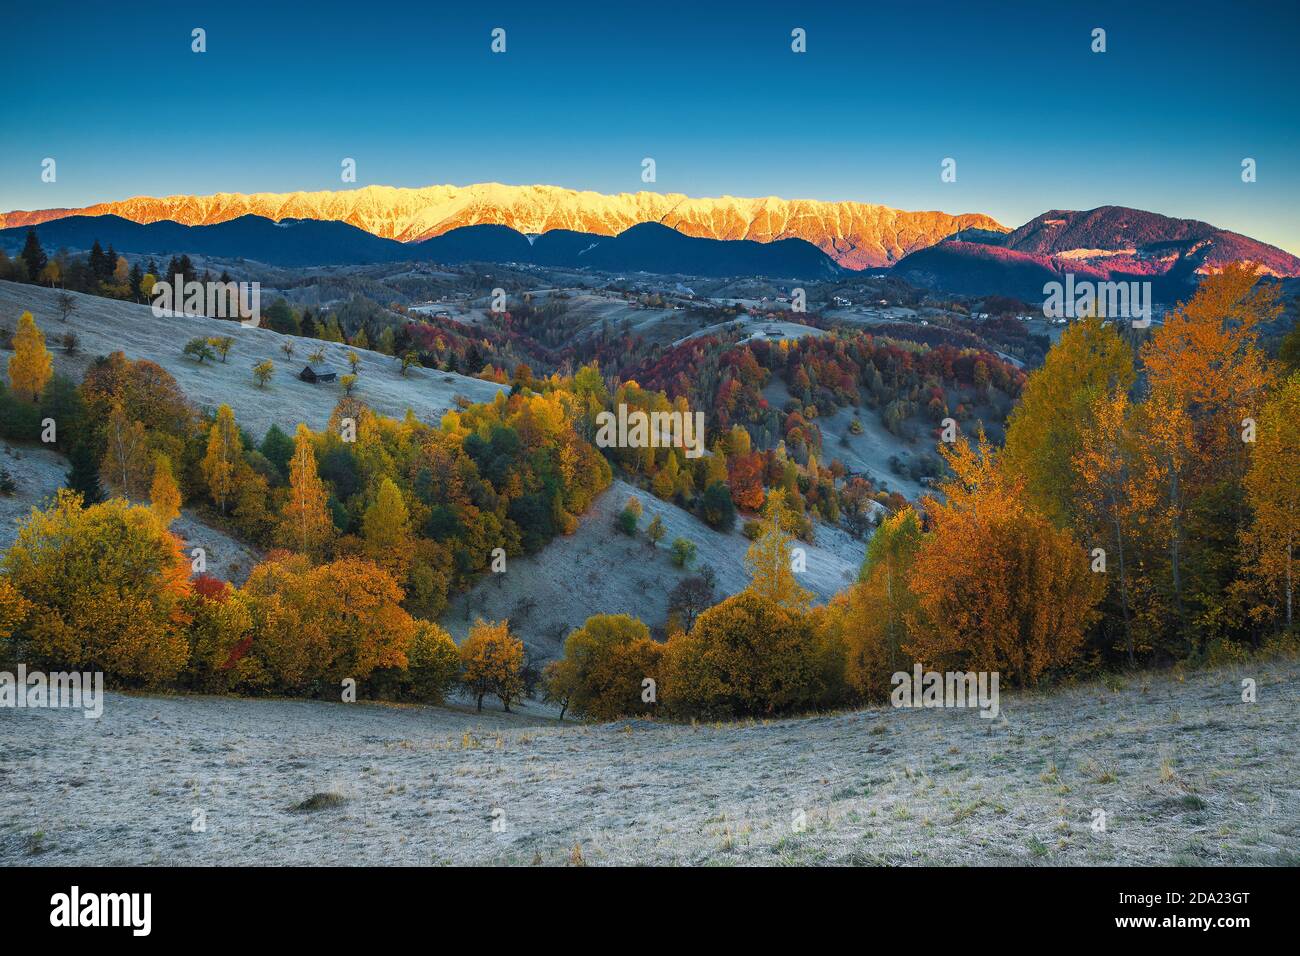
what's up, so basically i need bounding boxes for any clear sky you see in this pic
[2,0,1297,252]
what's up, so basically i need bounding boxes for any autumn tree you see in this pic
[307,558,416,684]
[1240,373,1300,630]
[1136,264,1280,652]
[276,424,334,557]
[394,620,461,703]
[841,507,923,700]
[744,488,811,611]
[201,404,243,515]
[7,311,53,401]
[209,336,234,363]
[547,614,663,721]
[183,579,258,693]
[2,490,192,683]
[149,452,182,528]
[1002,314,1134,526]
[728,451,766,512]
[1072,388,1154,664]
[460,618,525,712]
[646,514,665,547]
[664,591,834,718]
[99,404,152,500]
[0,578,32,651]
[252,360,274,388]
[671,536,697,568]
[905,433,1103,687]
[362,477,413,579]
[1141,263,1278,493]
[241,554,414,691]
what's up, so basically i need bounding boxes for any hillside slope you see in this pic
[0,281,504,439]
[443,477,865,656]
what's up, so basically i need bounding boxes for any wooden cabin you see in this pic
[299,365,337,384]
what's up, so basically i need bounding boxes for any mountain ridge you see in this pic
[893,205,1300,299]
[0,214,842,278]
[0,182,1004,270]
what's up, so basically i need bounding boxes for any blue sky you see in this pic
[2,0,1297,252]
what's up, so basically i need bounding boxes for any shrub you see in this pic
[646,514,665,547]
[671,537,697,568]
[664,591,833,718]
[699,481,736,532]
[183,337,215,364]
[616,507,638,536]
[547,614,663,721]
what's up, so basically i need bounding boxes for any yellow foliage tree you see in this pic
[841,507,923,700]
[362,477,412,579]
[201,404,243,515]
[184,581,259,692]
[664,590,831,717]
[0,578,32,645]
[744,488,812,611]
[546,614,662,721]
[396,620,462,703]
[276,424,334,558]
[100,404,153,500]
[1140,262,1279,490]
[2,490,192,683]
[1072,388,1154,664]
[241,554,414,691]
[149,453,182,528]
[459,618,524,712]
[7,311,53,401]
[1241,374,1300,630]
[1002,314,1134,526]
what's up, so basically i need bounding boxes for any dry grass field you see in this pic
[3,657,1294,866]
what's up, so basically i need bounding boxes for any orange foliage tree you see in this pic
[241,553,414,691]
[459,618,524,712]
[276,424,334,558]
[905,433,1102,687]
